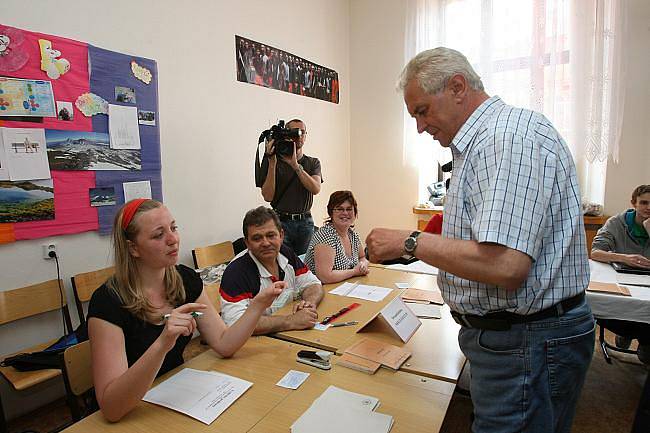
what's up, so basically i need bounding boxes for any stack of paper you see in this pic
[386,260,439,275]
[401,288,444,305]
[342,338,411,370]
[142,368,252,425]
[291,386,393,433]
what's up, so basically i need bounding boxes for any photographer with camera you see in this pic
[256,119,322,256]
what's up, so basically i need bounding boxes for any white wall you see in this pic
[350,0,650,237]
[0,0,350,419]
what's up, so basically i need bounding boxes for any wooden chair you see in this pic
[60,341,96,422]
[0,279,73,433]
[192,241,234,269]
[71,267,114,325]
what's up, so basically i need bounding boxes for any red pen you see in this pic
[321,303,360,325]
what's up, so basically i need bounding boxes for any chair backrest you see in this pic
[192,241,235,269]
[62,341,92,397]
[71,267,114,324]
[0,279,72,331]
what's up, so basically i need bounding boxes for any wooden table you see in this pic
[61,337,454,433]
[273,266,466,383]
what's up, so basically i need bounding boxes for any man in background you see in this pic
[258,118,322,256]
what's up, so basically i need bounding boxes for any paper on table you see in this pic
[387,260,439,275]
[405,302,442,318]
[142,368,252,425]
[123,180,152,202]
[587,281,631,296]
[291,386,392,433]
[395,282,410,289]
[276,370,310,389]
[2,128,51,181]
[616,273,650,287]
[344,338,411,370]
[329,282,392,302]
[108,104,141,149]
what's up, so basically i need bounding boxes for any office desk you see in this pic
[273,267,466,383]
[61,337,454,433]
[587,260,650,324]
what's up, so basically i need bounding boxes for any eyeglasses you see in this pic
[333,207,354,213]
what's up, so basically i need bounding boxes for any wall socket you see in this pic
[42,243,57,259]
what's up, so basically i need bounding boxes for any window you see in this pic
[405,0,626,206]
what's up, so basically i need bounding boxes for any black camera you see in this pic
[261,120,303,157]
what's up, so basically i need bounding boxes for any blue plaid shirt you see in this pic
[439,96,589,316]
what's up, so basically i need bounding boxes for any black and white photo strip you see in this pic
[235,35,339,104]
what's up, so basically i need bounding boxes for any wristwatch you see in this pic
[404,231,421,256]
[295,163,304,173]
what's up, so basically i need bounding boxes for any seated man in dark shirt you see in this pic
[220,207,324,334]
[591,184,650,364]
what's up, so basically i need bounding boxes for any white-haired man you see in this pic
[366,47,594,433]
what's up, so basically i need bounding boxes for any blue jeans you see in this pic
[458,298,595,433]
[281,216,314,256]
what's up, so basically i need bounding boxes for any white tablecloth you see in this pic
[587,260,650,324]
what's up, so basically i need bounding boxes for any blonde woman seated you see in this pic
[87,199,282,422]
[304,190,369,283]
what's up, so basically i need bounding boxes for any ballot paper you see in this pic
[276,370,310,389]
[330,282,392,302]
[404,302,442,318]
[142,368,252,425]
[386,260,439,275]
[291,386,393,433]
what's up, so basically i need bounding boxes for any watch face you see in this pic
[405,237,417,253]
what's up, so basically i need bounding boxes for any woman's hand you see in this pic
[250,281,285,310]
[354,258,370,276]
[158,302,207,352]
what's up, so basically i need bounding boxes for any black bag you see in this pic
[0,322,88,371]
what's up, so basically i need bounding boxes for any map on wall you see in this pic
[0,77,56,117]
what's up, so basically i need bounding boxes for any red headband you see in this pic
[121,198,148,230]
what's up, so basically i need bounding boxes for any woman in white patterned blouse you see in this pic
[304,190,369,283]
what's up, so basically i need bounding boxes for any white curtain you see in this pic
[405,0,627,205]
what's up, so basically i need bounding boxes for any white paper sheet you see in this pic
[1,128,51,181]
[291,386,392,433]
[0,132,9,180]
[108,104,141,149]
[276,370,310,389]
[404,302,442,319]
[123,180,151,202]
[142,368,252,425]
[330,282,392,302]
[387,260,439,275]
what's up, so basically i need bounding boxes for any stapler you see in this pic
[296,350,332,370]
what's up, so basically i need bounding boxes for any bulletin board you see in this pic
[0,23,162,243]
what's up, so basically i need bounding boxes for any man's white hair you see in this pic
[398,47,484,94]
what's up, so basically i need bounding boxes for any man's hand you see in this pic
[620,253,650,269]
[293,300,316,313]
[265,138,276,158]
[288,307,318,330]
[251,281,285,310]
[280,142,299,170]
[365,228,411,263]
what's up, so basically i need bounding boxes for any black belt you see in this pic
[451,292,585,331]
[276,211,311,221]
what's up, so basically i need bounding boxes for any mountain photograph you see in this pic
[45,130,141,170]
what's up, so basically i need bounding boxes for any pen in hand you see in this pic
[162,311,204,320]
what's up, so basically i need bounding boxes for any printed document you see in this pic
[142,368,252,425]
[330,282,392,302]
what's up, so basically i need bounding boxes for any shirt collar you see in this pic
[451,96,504,154]
[247,249,289,278]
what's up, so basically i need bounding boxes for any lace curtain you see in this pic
[405,0,627,205]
